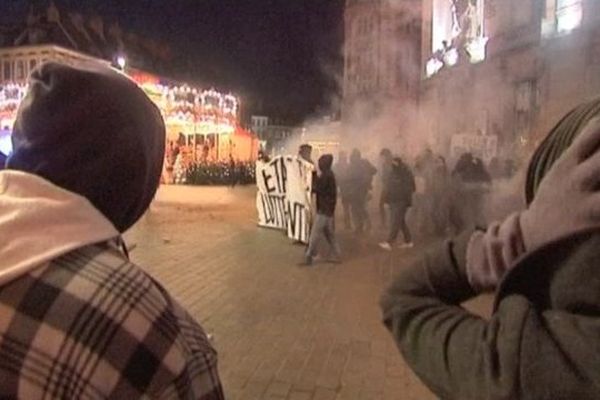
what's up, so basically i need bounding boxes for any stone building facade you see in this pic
[344,0,600,166]
[420,0,600,165]
[342,0,422,126]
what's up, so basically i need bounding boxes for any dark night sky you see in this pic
[0,0,345,123]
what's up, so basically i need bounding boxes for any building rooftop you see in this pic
[0,2,171,71]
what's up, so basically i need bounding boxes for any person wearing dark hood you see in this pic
[348,149,377,234]
[452,152,491,230]
[379,157,416,251]
[302,154,341,266]
[380,99,600,400]
[0,62,224,399]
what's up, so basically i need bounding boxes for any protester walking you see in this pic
[0,62,224,399]
[348,149,376,234]
[302,154,341,265]
[452,152,492,230]
[334,151,352,230]
[379,157,416,251]
[429,156,453,236]
[381,99,600,400]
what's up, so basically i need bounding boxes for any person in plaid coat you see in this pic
[0,62,224,399]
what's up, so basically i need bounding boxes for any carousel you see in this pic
[0,69,259,181]
[130,70,258,167]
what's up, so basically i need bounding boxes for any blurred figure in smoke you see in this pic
[379,157,416,251]
[453,152,491,183]
[334,151,352,230]
[302,154,341,266]
[429,156,454,237]
[381,98,600,400]
[379,148,394,228]
[413,148,437,238]
[348,149,377,234]
[414,148,435,177]
[299,143,314,165]
[452,152,491,231]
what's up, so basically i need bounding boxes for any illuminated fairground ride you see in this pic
[0,68,259,163]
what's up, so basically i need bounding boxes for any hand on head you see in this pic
[520,116,600,252]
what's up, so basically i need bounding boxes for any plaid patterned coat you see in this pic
[0,243,224,399]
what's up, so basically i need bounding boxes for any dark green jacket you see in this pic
[381,231,600,400]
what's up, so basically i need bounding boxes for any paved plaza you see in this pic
[125,185,492,400]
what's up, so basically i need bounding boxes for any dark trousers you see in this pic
[306,214,341,259]
[388,202,412,244]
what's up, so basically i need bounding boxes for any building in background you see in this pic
[249,115,296,153]
[419,0,600,165]
[343,0,600,166]
[0,2,258,165]
[0,1,170,72]
[342,0,422,124]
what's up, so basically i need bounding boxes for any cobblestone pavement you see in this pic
[125,186,492,400]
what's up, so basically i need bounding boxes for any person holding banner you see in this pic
[302,154,341,266]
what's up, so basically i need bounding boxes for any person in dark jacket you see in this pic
[334,151,352,230]
[452,152,491,230]
[379,157,416,251]
[381,99,600,400]
[379,148,393,228]
[348,149,377,234]
[303,154,341,266]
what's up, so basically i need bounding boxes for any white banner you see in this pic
[256,155,314,243]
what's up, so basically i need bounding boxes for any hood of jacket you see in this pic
[6,62,165,233]
[318,154,334,172]
[0,170,119,286]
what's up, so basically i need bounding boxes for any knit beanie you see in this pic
[526,98,600,204]
[6,62,166,232]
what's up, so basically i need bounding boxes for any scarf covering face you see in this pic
[526,98,600,204]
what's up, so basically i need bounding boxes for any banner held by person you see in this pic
[256,155,313,243]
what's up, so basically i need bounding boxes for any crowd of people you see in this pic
[324,145,502,252]
[300,142,504,264]
[3,61,600,399]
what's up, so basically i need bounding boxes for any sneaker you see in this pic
[379,242,393,251]
[399,242,414,249]
[326,257,342,264]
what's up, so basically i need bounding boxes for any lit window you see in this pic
[556,0,582,33]
[430,0,487,71]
